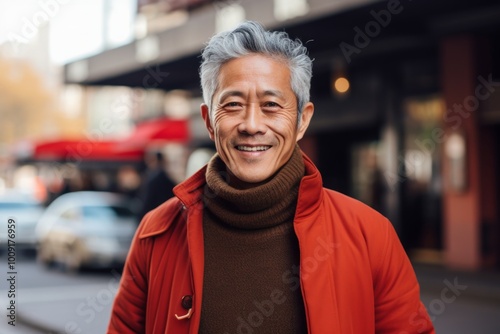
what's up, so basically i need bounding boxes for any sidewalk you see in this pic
[16,263,500,334]
[414,263,500,334]
[0,314,46,334]
[15,283,115,334]
[414,263,500,303]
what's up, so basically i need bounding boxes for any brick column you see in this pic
[439,35,485,270]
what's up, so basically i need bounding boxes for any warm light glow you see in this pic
[334,77,350,93]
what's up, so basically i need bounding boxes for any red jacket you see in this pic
[108,153,435,333]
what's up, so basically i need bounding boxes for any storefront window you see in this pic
[402,96,444,256]
[351,141,384,212]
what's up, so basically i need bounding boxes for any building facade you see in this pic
[63,0,500,270]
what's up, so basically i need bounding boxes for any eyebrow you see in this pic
[218,89,285,103]
[218,90,245,103]
[261,90,285,99]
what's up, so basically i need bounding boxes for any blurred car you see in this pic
[35,191,138,271]
[0,191,45,251]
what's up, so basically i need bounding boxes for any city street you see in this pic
[416,264,500,334]
[1,0,500,333]
[0,252,119,333]
[0,253,499,333]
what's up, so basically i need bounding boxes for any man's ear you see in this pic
[201,103,215,141]
[296,102,314,141]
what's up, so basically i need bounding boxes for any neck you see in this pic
[203,145,305,229]
[225,169,273,190]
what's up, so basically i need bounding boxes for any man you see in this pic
[108,21,435,333]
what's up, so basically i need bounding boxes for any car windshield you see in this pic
[82,205,135,220]
[0,202,41,210]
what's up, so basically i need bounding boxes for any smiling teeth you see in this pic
[237,146,270,152]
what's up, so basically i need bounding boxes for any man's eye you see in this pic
[224,102,240,108]
[264,102,280,108]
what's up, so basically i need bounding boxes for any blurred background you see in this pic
[0,0,499,333]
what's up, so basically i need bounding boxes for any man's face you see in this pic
[201,54,313,185]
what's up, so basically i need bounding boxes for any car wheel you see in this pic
[37,244,55,269]
[63,245,82,273]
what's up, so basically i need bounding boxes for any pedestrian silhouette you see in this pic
[138,151,175,220]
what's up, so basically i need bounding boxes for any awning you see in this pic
[17,118,189,165]
[115,118,189,151]
[32,139,144,162]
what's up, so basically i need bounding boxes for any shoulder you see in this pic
[322,188,388,225]
[320,188,395,248]
[137,197,185,239]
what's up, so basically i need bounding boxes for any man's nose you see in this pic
[238,104,267,135]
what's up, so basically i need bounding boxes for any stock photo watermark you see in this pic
[401,276,467,334]
[384,73,500,190]
[5,0,71,56]
[48,63,170,181]
[339,0,412,63]
[226,236,340,334]
[426,277,467,322]
[63,269,133,334]
[5,218,17,327]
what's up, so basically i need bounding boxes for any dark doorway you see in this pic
[316,126,381,205]
[400,96,444,256]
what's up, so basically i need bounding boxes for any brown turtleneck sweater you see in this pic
[199,146,307,334]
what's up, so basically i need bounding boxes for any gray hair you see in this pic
[199,21,313,121]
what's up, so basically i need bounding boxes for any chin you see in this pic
[244,177,267,184]
[235,172,273,184]
[227,164,275,184]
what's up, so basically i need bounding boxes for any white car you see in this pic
[35,191,138,271]
[0,191,44,251]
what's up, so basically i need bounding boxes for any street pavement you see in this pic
[15,283,119,333]
[415,263,500,334]
[0,316,45,334]
[0,254,118,334]
[1,258,499,333]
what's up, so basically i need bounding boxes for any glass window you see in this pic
[0,202,40,210]
[82,205,134,220]
[351,141,384,212]
[401,95,444,253]
[60,207,80,221]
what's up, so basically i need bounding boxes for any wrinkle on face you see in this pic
[202,54,313,185]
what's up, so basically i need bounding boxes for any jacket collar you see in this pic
[174,166,207,208]
[176,151,323,213]
[137,167,207,239]
[139,150,323,237]
[295,152,323,220]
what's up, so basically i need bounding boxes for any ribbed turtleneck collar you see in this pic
[203,145,305,230]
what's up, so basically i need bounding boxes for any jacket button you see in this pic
[181,295,193,310]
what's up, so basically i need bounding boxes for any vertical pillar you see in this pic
[440,35,483,270]
[480,127,498,267]
[380,86,401,234]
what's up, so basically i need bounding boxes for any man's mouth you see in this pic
[236,145,271,152]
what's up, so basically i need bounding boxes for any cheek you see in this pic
[212,115,235,143]
[212,108,224,125]
[212,109,234,129]
[270,114,298,138]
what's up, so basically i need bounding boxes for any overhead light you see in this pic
[333,77,350,94]
[331,55,350,96]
